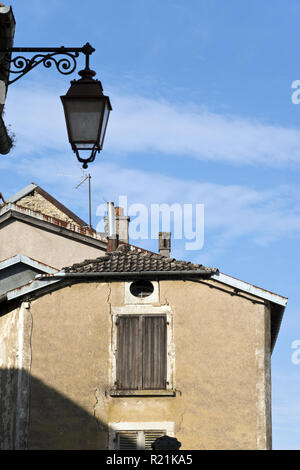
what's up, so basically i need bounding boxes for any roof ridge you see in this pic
[63,248,218,274]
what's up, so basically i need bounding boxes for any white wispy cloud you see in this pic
[4,82,300,167]
[2,151,300,264]
[2,82,300,264]
[108,94,300,166]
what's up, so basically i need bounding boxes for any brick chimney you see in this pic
[105,205,130,244]
[159,232,171,257]
[107,234,119,252]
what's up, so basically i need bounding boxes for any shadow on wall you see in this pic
[0,367,111,450]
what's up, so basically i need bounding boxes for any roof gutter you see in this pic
[0,293,8,304]
[35,270,216,280]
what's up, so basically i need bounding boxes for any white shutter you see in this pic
[117,431,138,450]
[144,430,166,450]
[116,429,166,450]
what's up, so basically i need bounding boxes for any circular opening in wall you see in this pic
[130,280,154,298]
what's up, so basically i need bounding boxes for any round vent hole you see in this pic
[130,280,154,298]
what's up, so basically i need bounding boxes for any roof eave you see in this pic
[211,271,288,307]
[0,203,108,249]
[0,253,58,274]
[35,269,216,280]
[211,271,287,353]
[270,302,285,354]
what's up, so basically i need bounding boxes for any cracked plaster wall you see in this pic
[0,306,19,449]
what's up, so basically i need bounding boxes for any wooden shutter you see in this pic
[116,316,140,389]
[142,316,167,389]
[116,315,167,390]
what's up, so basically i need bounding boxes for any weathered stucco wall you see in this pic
[0,306,19,449]
[26,278,271,450]
[0,302,32,449]
[159,279,271,450]
[28,282,114,449]
[0,220,106,269]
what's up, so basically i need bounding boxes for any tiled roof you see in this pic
[64,244,218,274]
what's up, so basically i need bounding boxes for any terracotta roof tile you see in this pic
[64,244,218,274]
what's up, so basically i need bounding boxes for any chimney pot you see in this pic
[115,206,130,244]
[115,206,124,217]
[105,203,130,244]
[159,232,171,257]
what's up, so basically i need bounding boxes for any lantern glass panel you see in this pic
[65,99,105,148]
[100,101,110,147]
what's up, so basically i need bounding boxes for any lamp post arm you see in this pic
[0,43,95,85]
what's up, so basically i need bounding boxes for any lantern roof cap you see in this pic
[64,73,104,97]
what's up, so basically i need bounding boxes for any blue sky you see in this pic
[1,0,300,449]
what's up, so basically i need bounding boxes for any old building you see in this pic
[0,184,288,450]
[0,183,108,268]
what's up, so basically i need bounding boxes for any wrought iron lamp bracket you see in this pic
[0,42,95,85]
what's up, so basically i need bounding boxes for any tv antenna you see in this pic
[75,173,92,228]
[57,167,92,228]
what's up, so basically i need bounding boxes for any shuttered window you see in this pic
[117,430,166,450]
[117,431,139,450]
[116,315,167,390]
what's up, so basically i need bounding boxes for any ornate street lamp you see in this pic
[0,42,111,167]
[60,49,112,169]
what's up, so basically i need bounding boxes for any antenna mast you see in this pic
[75,173,92,228]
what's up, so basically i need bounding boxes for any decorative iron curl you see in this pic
[4,51,80,85]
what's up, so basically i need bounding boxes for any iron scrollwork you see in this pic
[0,43,95,85]
[6,51,79,84]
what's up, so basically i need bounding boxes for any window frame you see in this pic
[110,305,175,396]
[116,430,166,450]
[125,280,159,304]
[116,314,167,391]
[108,421,175,450]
